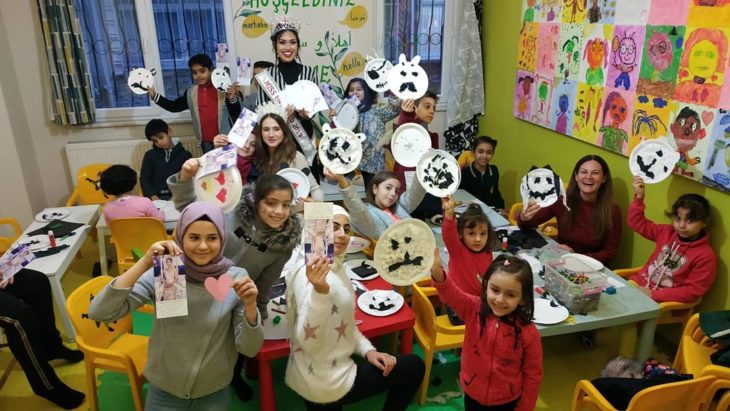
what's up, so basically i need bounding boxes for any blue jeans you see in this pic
[145,384,230,411]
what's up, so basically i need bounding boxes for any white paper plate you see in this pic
[391,123,432,167]
[561,253,604,272]
[211,67,232,92]
[430,214,443,226]
[344,258,379,281]
[517,252,544,277]
[364,58,393,93]
[533,298,570,325]
[193,167,242,213]
[374,219,435,286]
[387,54,429,100]
[357,290,404,317]
[127,68,154,95]
[629,138,680,184]
[417,149,461,197]
[347,236,370,254]
[16,235,50,252]
[333,102,360,130]
[277,168,311,200]
[519,168,565,208]
[35,208,70,223]
[318,126,365,174]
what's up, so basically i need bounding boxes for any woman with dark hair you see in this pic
[517,155,622,264]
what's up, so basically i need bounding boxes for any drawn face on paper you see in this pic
[519,167,563,207]
[364,58,393,92]
[586,38,606,69]
[670,108,705,152]
[608,95,628,126]
[615,33,637,65]
[211,67,232,92]
[127,68,155,94]
[647,32,673,72]
[387,54,428,100]
[688,40,720,79]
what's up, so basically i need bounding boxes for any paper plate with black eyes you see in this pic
[318,125,365,174]
[374,218,436,286]
[533,298,569,325]
[127,67,155,95]
[519,166,566,208]
[211,67,232,92]
[35,208,70,223]
[391,123,432,168]
[387,54,428,100]
[364,57,393,93]
[357,290,404,317]
[417,149,461,197]
[629,137,680,184]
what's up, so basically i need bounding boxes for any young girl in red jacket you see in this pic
[431,253,543,411]
[629,176,717,303]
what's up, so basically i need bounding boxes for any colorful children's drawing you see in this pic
[573,83,605,142]
[597,88,636,154]
[531,74,554,126]
[701,110,730,192]
[518,22,539,71]
[561,0,587,23]
[523,0,538,22]
[630,94,674,153]
[514,71,536,120]
[540,0,562,22]
[536,23,560,77]
[556,24,583,80]
[648,0,690,25]
[673,27,729,108]
[637,25,685,99]
[587,0,616,24]
[668,103,715,179]
[615,0,651,24]
[580,24,612,86]
[549,79,578,134]
[687,0,730,28]
[607,26,646,92]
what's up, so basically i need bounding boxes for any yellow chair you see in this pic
[507,203,523,226]
[699,365,730,411]
[506,202,559,238]
[673,313,716,375]
[571,375,717,411]
[66,276,148,411]
[66,163,114,206]
[457,151,474,169]
[0,217,22,255]
[109,217,170,274]
[411,282,465,404]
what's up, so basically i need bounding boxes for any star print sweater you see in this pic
[433,272,543,410]
[628,197,717,303]
[442,214,494,296]
[285,256,376,404]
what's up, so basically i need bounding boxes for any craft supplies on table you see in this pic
[544,255,607,314]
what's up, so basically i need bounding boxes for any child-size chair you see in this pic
[66,276,149,411]
[0,217,22,255]
[699,365,730,411]
[673,313,717,375]
[66,163,114,206]
[109,217,170,274]
[411,281,465,404]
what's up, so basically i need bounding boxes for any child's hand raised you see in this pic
[145,241,182,266]
[323,167,348,188]
[179,158,202,182]
[401,99,416,112]
[441,196,457,218]
[147,86,156,99]
[306,255,331,294]
[430,248,445,283]
[632,175,645,199]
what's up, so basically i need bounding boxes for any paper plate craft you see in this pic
[194,167,242,213]
[333,101,360,130]
[517,252,544,277]
[211,67,232,92]
[417,150,461,197]
[357,290,404,317]
[276,168,310,200]
[16,235,50,252]
[533,298,570,325]
[561,253,604,272]
[281,80,329,117]
[344,258,379,281]
[387,54,428,100]
[127,67,155,95]
[347,236,370,254]
[374,219,436,286]
[318,125,365,174]
[391,123,432,167]
[519,166,567,209]
[35,208,70,223]
[629,137,680,184]
[364,57,393,93]
[430,214,443,226]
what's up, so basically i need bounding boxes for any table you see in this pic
[321,181,366,202]
[20,205,100,342]
[253,275,415,411]
[451,189,510,228]
[95,200,180,276]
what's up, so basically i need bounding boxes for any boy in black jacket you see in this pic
[140,119,192,200]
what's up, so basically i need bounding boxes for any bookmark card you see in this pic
[303,202,334,264]
[0,244,35,286]
[236,57,253,86]
[228,108,258,148]
[197,145,238,178]
[153,254,188,319]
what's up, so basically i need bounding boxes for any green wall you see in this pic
[479,1,729,311]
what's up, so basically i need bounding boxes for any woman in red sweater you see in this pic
[517,155,621,265]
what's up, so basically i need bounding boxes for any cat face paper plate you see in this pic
[387,54,428,100]
[391,123,432,167]
[629,137,680,184]
[193,167,242,213]
[127,67,155,94]
[417,150,461,197]
[519,166,567,208]
[211,67,232,92]
[374,218,436,286]
[364,57,393,93]
[357,290,404,317]
[318,125,365,174]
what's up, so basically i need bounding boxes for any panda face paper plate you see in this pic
[364,58,393,93]
[629,137,680,184]
[127,68,156,94]
[391,123,432,167]
[387,54,429,100]
[374,219,436,286]
[417,150,461,197]
[193,167,242,213]
[211,67,232,92]
[519,166,566,208]
[357,290,404,317]
[318,125,365,174]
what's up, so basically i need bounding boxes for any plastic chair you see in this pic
[506,202,558,237]
[411,282,465,404]
[673,313,716,375]
[571,375,716,411]
[109,217,169,274]
[66,163,114,206]
[699,365,730,411]
[457,151,474,169]
[66,276,148,411]
[0,217,22,255]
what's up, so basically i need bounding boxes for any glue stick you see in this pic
[48,230,56,247]
[501,236,508,252]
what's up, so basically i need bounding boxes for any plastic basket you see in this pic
[544,256,606,314]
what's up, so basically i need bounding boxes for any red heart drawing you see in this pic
[215,171,226,185]
[204,274,233,302]
[216,188,228,203]
[701,110,714,126]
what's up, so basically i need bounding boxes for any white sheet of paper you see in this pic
[228,108,258,148]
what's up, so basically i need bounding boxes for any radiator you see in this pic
[65,137,202,186]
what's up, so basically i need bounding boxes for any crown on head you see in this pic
[270,15,301,37]
[256,102,288,119]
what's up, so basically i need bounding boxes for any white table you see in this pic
[321,180,366,202]
[20,205,100,342]
[95,200,180,276]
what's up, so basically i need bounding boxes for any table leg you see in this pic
[635,318,657,361]
[97,226,107,276]
[258,358,276,411]
[400,328,413,355]
[49,275,76,342]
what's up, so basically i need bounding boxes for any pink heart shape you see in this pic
[702,110,714,126]
[204,274,233,302]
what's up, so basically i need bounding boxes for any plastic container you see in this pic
[544,256,606,314]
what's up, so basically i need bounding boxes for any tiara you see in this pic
[270,15,301,37]
[256,102,288,119]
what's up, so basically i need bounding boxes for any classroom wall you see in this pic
[480,2,729,311]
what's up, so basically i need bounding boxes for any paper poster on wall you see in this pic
[515,0,730,194]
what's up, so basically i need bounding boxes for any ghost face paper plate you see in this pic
[127,68,155,94]
[211,67,232,92]
[391,123,432,167]
[364,58,393,93]
[318,125,365,174]
[357,290,404,317]
[629,138,680,184]
[374,218,436,286]
[417,150,461,197]
[519,167,566,208]
[194,167,242,213]
[387,54,429,100]
[276,168,310,200]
